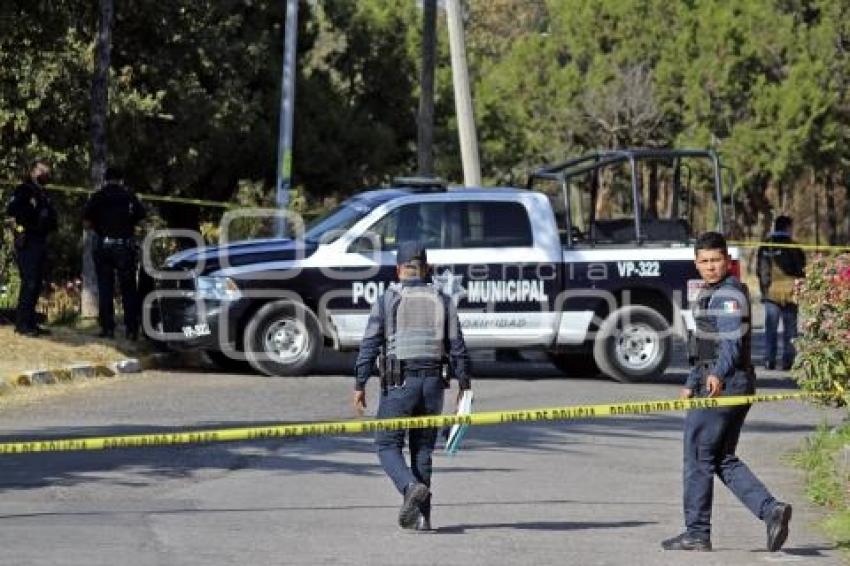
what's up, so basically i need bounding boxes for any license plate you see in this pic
[182,323,211,338]
[687,279,706,303]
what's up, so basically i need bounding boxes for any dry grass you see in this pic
[0,325,146,379]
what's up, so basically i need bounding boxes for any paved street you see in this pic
[0,349,844,566]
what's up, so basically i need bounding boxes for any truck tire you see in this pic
[548,351,600,377]
[593,305,671,383]
[244,301,322,377]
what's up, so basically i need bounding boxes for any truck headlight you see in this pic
[195,276,241,301]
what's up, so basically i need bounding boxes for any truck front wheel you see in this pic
[593,306,671,383]
[244,301,322,377]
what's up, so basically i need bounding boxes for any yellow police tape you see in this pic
[0,181,237,209]
[729,240,850,252]
[0,391,825,456]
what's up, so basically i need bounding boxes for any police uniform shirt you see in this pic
[83,183,146,238]
[685,275,752,391]
[354,278,471,391]
[6,180,58,240]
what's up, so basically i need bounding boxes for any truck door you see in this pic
[439,198,560,348]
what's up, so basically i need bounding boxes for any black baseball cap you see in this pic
[396,241,428,266]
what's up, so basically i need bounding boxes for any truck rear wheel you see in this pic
[593,306,671,383]
[244,301,322,377]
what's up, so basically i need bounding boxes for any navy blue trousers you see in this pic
[683,375,777,538]
[376,374,445,509]
[14,240,46,332]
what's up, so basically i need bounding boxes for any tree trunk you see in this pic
[417,0,437,176]
[825,171,838,246]
[83,0,113,319]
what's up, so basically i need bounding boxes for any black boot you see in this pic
[399,483,429,529]
[766,502,792,552]
[661,532,712,551]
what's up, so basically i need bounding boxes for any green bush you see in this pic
[792,253,850,405]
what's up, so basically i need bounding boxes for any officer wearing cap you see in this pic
[354,241,471,532]
[83,167,146,339]
[662,231,791,553]
[5,159,57,336]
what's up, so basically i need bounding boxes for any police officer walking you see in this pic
[662,232,792,553]
[354,241,471,532]
[83,168,146,339]
[757,215,805,370]
[5,159,57,336]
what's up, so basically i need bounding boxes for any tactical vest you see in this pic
[688,278,753,374]
[380,285,446,387]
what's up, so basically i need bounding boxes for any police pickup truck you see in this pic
[149,149,738,382]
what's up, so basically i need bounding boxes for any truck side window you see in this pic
[458,201,532,248]
[350,202,448,252]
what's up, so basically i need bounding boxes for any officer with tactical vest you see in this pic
[354,241,471,532]
[662,232,791,553]
[5,159,58,336]
[83,167,146,339]
[757,215,805,370]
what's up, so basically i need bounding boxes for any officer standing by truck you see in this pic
[353,241,471,532]
[662,232,792,553]
[5,159,57,336]
[83,167,146,339]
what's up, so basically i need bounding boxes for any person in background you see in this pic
[83,167,146,339]
[5,159,57,337]
[757,215,805,371]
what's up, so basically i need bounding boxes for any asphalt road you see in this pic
[0,348,844,566]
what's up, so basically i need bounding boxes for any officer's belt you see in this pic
[401,368,441,378]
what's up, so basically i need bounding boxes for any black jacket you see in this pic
[5,180,58,242]
[83,182,146,238]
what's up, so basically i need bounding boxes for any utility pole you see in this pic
[417,0,437,176]
[275,0,298,237]
[84,0,114,318]
[445,0,481,186]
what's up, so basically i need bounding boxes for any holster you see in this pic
[378,351,404,392]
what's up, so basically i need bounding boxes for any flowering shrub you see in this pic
[38,278,82,325]
[792,253,850,406]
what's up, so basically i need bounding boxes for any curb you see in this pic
[4,356,155,393]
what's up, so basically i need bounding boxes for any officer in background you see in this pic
[5,159,57,336]
[354,241,471,532]
[83,167,146,339]
[662,232,791,553]
[757,215,805,370]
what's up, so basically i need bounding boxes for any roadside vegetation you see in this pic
[792,253,850,551]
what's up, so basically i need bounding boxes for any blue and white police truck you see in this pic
[149,149,738,382]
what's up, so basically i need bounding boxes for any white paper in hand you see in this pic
[445,389,473,455]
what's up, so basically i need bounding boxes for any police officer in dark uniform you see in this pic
[662,232,792,552]
[354,241,471,532]
[83,168,146,339]
[5,159,57,336]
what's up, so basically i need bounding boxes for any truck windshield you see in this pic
[303,200,373,244]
